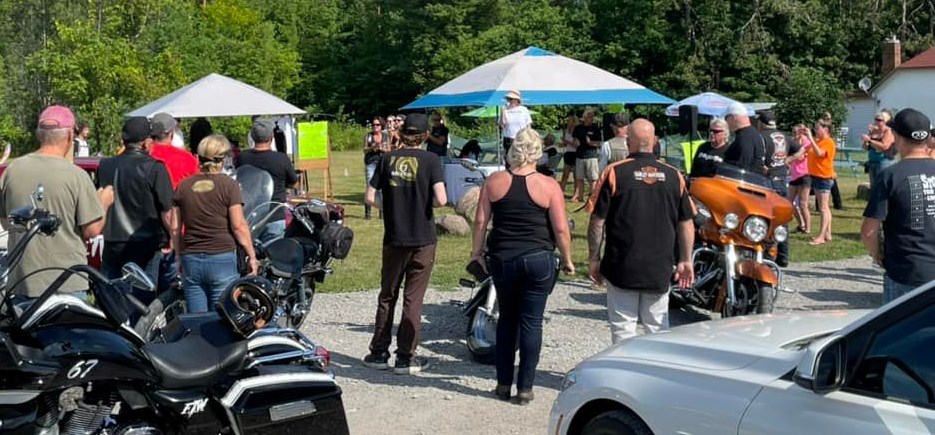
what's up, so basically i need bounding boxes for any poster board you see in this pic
[296,121,332,199]
[680,139,706,174]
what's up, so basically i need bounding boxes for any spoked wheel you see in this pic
[722,278,775,317]
[134,287,187,343]
[466,301,498,365]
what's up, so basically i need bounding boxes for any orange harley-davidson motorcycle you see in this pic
[671,165,795,317]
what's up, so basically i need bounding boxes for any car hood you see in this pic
[593,310,870,371]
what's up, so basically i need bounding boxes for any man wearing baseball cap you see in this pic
[723,102,767,174]
[757,110,800,267]
[363,113,447,374]
[236,119,298,242]
[862,108,935,303]
[97,117,174,297]
[150,112,198,189]
[0,105,115,300]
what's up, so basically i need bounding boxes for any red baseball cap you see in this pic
[37,105,75,130]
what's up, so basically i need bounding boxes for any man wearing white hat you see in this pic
[499,90,533,160]
[723,102,767,174]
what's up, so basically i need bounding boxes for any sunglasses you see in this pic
[874,118,885,122]
[373,123,382,126]
[710,130,725,134]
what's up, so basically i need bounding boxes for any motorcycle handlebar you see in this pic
[124,293,150,315]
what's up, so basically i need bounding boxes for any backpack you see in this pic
[319,223,354,260]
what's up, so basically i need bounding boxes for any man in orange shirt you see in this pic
[806,119,836,245]
[149,112,199,291]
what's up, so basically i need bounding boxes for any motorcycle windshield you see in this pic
[236,165,277,237]
[714,165,773,189]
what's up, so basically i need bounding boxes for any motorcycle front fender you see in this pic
[735,260,779,286]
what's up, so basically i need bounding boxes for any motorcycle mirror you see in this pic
[121,262,156,292]
[30,185,44,207]
[459,278,476,288]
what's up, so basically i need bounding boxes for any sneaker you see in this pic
[394,356,430,374]
[363,352,391,370]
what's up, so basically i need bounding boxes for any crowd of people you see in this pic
[3,95,935,409]
[0,105,300,315]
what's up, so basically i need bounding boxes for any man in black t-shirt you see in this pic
[236,120,299,243]
[723,102,766,174]
[572,109,602,202]
[363,113,447,374]
[757,111,800,267]
[690,118,731,178]
[97,117,174,295]
[587,119,695,343]
[862,108,935,303]
[426,112,449,158]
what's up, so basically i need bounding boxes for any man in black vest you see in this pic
[97,117,174,300]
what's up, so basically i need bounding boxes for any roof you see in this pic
[900,45,935,69]
[126,73,305,118]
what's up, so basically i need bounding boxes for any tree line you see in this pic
[0,0,932,154]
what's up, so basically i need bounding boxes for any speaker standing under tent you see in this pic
[678,104,698,136]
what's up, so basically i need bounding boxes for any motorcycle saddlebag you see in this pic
[320,223,354,260]
[222,365,349,435]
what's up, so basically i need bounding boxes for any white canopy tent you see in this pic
[126,73,305,154]
[127,73,305,118]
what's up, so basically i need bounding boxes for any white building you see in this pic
[845,39,935,147]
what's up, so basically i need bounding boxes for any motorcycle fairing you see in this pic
[463,279,492,316]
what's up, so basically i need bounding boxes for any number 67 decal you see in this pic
[67,359,99,379]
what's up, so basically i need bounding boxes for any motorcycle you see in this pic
[672,165,795,317]
[0,187,349,435]
[135,166,351,340]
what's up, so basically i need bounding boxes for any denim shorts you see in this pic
[811,176,834,192]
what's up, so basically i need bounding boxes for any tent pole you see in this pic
[497,105,503,170]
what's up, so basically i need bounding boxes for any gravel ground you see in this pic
[301,256,885,435]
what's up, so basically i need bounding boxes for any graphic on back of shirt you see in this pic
[767,131,789,169]
[911,173,935,230]
[192,179,215,193]
[389,156,419,187]
[634,166,666,185]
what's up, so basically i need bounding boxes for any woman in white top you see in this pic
[499,90,532,160]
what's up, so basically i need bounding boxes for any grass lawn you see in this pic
[316,150,871,293]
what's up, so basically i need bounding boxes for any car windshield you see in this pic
[714,164,773,189]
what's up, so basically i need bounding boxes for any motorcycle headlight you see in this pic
[774,225,788,242]
[723,213,740,230]
[743,216,769,242]
[694,199,712,221]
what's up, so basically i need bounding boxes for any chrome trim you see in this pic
[761,259,792,301]
[724,244,738,308]
[0,390,40,404]
[220,373,335,408]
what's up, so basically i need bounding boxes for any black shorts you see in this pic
[789,175,811,187]
[563,152,577,167]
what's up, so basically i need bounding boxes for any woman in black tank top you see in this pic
[469,127,574,404]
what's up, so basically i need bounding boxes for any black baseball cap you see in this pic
[756,110,777,127]
[402,113,429,134]
[614,112,631,127]
[122,117,152,143]
[888,108,931,141]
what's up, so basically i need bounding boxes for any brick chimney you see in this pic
[881,35,902,76]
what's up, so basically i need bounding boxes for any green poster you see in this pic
[298,121,329,160]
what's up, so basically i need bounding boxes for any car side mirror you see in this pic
[794,336,845,394]
[122,262,156,292]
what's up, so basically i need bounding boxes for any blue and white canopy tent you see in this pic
[664,92,754,117]
[402,47,675,109]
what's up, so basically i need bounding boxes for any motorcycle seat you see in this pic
[141,314,247,389]
[264,238,304,278]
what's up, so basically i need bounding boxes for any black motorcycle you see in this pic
[0,188,349,434]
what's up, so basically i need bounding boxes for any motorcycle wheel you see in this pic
[755,283,775,314]
[723,278,775,317]
[134,287,187,343]
[465,302,498,365]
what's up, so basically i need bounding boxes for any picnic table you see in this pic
[835,146,866,177]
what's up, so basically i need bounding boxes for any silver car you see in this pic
[550,283,935,435]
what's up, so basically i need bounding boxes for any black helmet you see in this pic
[216,276,275,337]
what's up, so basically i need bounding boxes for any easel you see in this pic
[296,158,333,200]
[296,121,333,200]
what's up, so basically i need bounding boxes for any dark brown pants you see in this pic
[369,244,436,358]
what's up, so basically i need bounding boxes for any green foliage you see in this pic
[773,66,847,129]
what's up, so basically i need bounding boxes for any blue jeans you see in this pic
[883,274,917,305]
[181,251,239,313]
[258,219,286,245]
[489,250,558,391]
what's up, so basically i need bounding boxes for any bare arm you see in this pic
[161,209,174,250]
[432,182,447,207]
[547,182,573,273]
[365,185,380,209]
[470,186,492,259]
[172,207,183,260]
[81,186,115,240]
[674,219,695,288]
[229,204,258,274]
[811,135,828,157]
[861,217,883,265]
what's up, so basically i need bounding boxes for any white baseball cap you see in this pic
[724,101,749,118]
